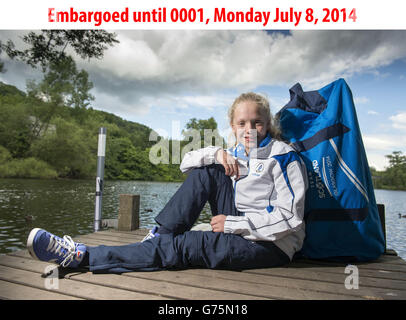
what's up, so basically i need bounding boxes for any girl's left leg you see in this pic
[154,164,242,235]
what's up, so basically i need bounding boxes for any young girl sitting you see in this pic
[26,92,308,273]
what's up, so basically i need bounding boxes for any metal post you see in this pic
[94,127,106,232]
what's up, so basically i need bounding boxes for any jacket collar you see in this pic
[233,133,272,160]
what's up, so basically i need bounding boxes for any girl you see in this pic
[26,92,308,273]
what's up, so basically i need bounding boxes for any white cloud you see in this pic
[363,134,406,151]
[390,112,406,130]
[362,133,406,170]
[61,30,406,112]
[367,110,379,115]
[2,30,406,119]
[354,96,370,104]
[366,152,390,171]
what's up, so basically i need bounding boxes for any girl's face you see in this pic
[231,101,269,153]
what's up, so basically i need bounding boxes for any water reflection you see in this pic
[0,178,213,254]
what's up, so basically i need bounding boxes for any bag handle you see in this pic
[292,123,350,152]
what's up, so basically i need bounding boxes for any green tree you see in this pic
[0,99,32,158]
[30,117,95,178]
[2,30,118,71]
[26,56,94,126]
[0,41,4,73]
[2,30,118,127]
[104,136,134,180]
[378,151,406,190]
[182,117,225,149]
[386,151,406,168]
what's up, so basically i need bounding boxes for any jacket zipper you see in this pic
[234,160,249,207]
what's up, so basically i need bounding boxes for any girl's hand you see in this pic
[215,149,239,179]
[210,214,227,232]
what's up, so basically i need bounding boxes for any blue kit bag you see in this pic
[277,78,385,262]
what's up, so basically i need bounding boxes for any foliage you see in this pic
[29,117,96,178]
[0,81,189,181]
[0,41,3,73]
[0,95,32,158]
[26,56,94,126]
[1,30,118,71]
[0,31,193,182]
[0,81,26,97]
[27,56,94,109]
[371,151,406,190]
[2,80,405,187]
[183,117,225,148]
[0,146,57,179]
[1,29,116,140]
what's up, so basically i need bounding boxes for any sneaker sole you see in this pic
[26,227,42,261]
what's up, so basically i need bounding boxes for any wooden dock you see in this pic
[0,227,406,300]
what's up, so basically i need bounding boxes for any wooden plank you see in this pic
[107,228,150,236]
[93,230,143,241]
[75,232,142,244]
[123,269,363,300]
[0,279,81,300]
[7,249,401,300]
[244,265,406,291]
[8,240,406,285]
[8,242,406,285]
[7,249,38,260]
[72,237,139,248]
[372,254,406,266]
[4,227,406,301]
[75,234,406,281]
[0,253,266,300]
[182,267,406,299]
[73,234,135,246]
[293,258,406,274]
[246,264,406,283]
[3,249,270,300]
[0,259,166,300]
[68,271,267,300]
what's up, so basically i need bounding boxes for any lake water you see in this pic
[0,178,405,261]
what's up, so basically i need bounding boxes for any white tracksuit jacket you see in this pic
[180,137,308,260]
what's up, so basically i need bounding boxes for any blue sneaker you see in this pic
[142,226,160,242]
[26,228,87,268]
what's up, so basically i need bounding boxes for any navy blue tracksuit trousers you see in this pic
[88,165,290,273]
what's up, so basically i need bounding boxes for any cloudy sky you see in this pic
[1,30,406,170]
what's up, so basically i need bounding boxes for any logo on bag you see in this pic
[311,160,326,199]
[255,162,264,173]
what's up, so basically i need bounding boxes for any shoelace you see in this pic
[46,235,77,267]
[142,230,155,242]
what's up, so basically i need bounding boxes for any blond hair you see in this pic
[228,92,282,141]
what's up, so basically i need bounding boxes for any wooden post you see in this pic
[118,194,140,231]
